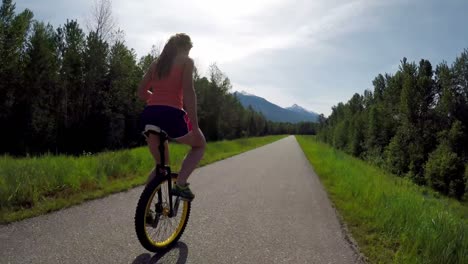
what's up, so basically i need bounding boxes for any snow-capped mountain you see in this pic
[286,104,319,116]
[233,92,319,123]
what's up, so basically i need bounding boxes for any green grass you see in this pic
[0,135,286,224]
[296,135,468,264]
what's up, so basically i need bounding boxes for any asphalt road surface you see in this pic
[1,136,363,264]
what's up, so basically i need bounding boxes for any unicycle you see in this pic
[134,130,191,252]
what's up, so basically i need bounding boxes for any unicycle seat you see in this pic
[142,125,169,140]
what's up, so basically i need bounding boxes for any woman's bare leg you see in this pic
[174,128,206,185]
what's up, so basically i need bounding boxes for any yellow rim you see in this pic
[144,180,189,248]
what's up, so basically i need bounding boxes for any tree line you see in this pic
[0,0,316,156]
[317,50,468,199]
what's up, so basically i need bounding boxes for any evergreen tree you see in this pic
[0,0,33,154]
[56,20,86,152]
[105,40,140,148]
[23,22,59,152]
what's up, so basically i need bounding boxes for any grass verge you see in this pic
[296,135,467,264]
[0,135,286,224]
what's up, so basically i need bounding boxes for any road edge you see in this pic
[293,135,368,264]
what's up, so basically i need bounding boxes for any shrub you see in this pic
[425,143,465,198]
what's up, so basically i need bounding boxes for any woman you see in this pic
[138,33,206,201]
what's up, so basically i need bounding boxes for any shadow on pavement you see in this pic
[132,242,188,264]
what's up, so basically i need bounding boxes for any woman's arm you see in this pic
[182,58,199,128]
[137,61,156,102]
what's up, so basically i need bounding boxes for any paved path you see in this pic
[0,136,362,264]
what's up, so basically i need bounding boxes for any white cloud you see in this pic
[112,0,303,65]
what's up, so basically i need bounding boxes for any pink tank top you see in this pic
[146,64,184,109]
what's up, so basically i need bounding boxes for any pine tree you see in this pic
[23,22,59,152]
[0,0,33,153]
[56,20,85,152]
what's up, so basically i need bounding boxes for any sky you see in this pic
[16,0,468,116]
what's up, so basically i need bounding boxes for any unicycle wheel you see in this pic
[134,174,191,252]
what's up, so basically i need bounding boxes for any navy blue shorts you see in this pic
[140,105,193,139]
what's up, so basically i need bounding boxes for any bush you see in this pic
[333,121,349,150]
[425,143,465,198]
[385,132,409,175]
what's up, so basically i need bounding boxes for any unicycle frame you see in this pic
[135,129,190,252]
[153,131,177,218]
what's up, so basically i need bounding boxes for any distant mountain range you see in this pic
[233,91,319,123]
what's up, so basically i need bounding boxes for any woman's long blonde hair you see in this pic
[155,33,193,79]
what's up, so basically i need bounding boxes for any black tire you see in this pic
[135,175,191,252]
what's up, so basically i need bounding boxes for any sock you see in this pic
[176,183,188,189]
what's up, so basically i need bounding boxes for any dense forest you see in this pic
[318,51,468,199]
[0,0,315,156]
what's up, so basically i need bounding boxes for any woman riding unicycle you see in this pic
[134,33,206,251]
